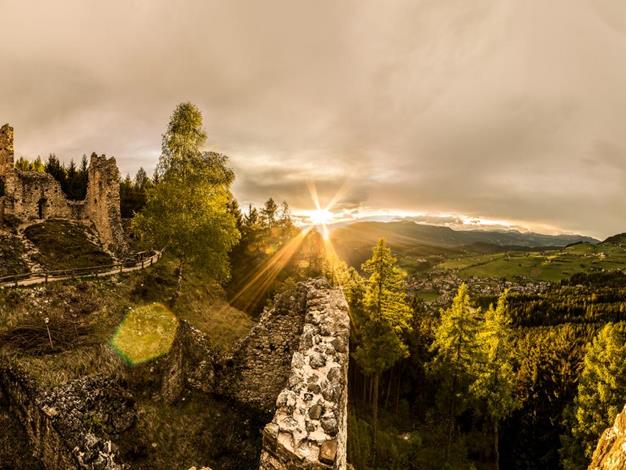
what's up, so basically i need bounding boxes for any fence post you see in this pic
[141,259,144,269]
[45,273,48,285]
[120,264,123,274]
[14,277,18,288]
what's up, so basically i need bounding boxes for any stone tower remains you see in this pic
[0,124,14,175]
[85,153,128,253]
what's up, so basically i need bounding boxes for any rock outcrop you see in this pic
[589,405,626,469]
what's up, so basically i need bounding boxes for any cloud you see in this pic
[1,0,626,238]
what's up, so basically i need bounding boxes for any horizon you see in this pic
[3,1,626,239]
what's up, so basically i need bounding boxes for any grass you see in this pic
[111,303,179,365]
[132,393,262,470]
[436,244,626,281]
[24,219,113,270]
[0,231,29,276]
[413,289,440,302]
[0,254,255,389]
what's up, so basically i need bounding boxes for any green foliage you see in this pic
[354,239,413,376]
[428,284,480,402]
[15,156,45,172]
[133,103,240,285]
[261,197,279,227]
[562,323,626,467]
[120,167,153,218]
[471,291,520,423]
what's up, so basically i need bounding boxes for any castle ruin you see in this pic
[0,123,127,253]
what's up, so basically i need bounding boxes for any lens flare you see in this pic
[111,303,178,365]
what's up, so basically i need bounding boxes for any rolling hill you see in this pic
[329,220,599,270]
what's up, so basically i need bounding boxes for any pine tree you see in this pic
[471,290,520,470]
[353,238,412,464]
[428,283,480,460]
[261,197,278,227]
[568,323,626,462]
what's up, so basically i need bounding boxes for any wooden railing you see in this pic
[0,250,163,288]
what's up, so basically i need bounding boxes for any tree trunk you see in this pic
[384,368,393,409]
[171,256,185,306]
[494,420,500,470]
[372,372,380,466]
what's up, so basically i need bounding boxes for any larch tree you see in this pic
[353,238,412,464]
[569,322,626,461]
[471,290,520,470]
[428,283,480,460]
[133,102,240,302]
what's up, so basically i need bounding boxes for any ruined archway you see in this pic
[37,197,47,219]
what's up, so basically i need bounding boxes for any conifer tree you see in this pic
[353,238,412,463]
[429,283,480,460]
[471,290,520,470]
[568,323,626,461]
[261,197,278,227]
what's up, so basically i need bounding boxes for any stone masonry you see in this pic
[258,280,350,470]
[0,123,127,253]
[160,279,351,470]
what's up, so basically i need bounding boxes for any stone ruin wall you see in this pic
[0,279,350,470]
[0,123,127,253]
[162,279,350,470]
[85,154,128,253]
[259,280,350,470]
[0,123,14,174]
[0,362,130,470]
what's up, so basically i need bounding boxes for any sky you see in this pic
[1,0,625,239]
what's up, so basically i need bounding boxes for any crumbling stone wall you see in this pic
[0,123,13,174]
[259,280,350,470]
[2,170,76,219]
[218,284,309,414]
[85,153,127,253]
[0,362,132,469]
[161,320,219,403]
[0,124,127,253]
[160,279,351,470]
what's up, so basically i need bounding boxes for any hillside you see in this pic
[437,241,626,282]
[602,232,626,247]
[329,220,597,270]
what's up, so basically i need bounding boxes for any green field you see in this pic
[437,243,626,281]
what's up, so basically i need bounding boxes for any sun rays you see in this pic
[225,183,347,313]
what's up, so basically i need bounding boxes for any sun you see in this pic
[309,208,334,226]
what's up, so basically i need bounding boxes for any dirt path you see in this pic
[0,250,162,288]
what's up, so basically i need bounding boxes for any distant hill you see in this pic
[329,220,598,269]
[602,233,626,247]
[330,221,597,250]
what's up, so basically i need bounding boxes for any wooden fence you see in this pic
[0,250,163,288]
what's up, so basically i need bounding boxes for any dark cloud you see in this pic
[1,0,625,238]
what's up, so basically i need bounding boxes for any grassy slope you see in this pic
[0,254,253,388]
[24,219,113,270]
[437,243,626,281]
